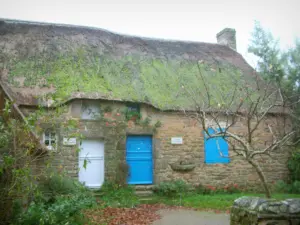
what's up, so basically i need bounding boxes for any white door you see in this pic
[79,140,104,188]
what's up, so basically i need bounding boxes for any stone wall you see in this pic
[230,197,300,225]
[22,100,291,190]
[143,105,290,190]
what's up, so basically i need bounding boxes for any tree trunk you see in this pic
[248,159,272,198]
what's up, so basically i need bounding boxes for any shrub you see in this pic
[274,180,288,193]
[36,173,89,203]
[98,181,139,207]
[16,194,95,225]
[194,183,241,195]
[15,174,96,225]
[194,184,214,195]
[288,150,300,181]
[289,181,300,194]
[219,184,241,194]
[153,180,190,197]
[274,180,300,194]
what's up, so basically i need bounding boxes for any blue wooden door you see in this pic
[126,136,153,184]
[204,128,230,164]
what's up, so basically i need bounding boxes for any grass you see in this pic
[93,183,140,208]
[142,193,300,210]
[92,182,300,211]
[84,189,300,224]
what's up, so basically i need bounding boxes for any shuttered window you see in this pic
[204,128,230,164]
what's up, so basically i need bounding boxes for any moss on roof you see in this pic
[5,48,258,109]
[0,19,262,110]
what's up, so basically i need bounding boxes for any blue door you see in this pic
[126,136,153,184]
[204,128,230,164]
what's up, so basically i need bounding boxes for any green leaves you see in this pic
[248,21,285,84]
[153,180,190,197]
[288,149,300,181]
[83,159,88,170]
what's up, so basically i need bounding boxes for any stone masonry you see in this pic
[22,100,291,190]
[230,196,300,225]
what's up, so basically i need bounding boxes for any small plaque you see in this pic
[63,137,77,146]
[171,137,183,144]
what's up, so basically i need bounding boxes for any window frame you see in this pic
[81,101,101,120]
[43,129,58,151]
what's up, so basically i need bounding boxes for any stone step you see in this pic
[134,185,155,191]
[135,190,153,197]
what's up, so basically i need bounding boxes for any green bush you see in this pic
[289,181,300,194]
[274,180,288,193]
[16,194,95,225]
[194,184,214,195]
[98,181,139,207]
[15,174,96,225]
[194,184,241,195]
[288,150,300,181]
[153,180,190,197]
[218,184,241,194]
[36,174,89,203]
[275,180,300,194]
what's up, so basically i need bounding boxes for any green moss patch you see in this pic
[6,49,259,109]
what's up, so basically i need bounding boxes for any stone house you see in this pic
[0,19,290,190]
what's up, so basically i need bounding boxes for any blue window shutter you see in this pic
[204,128,230,164]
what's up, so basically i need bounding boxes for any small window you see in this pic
[204,128,230,164]
[81,102,101,120]
[43,129,57,150]
[125,103,140,121]
[127,103,140,112]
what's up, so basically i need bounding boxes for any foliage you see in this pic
[285,39,300,95]
[36,173,91,203]
[274,180,300,194]
[97,182,140,207]
[154,120,162,128]
[14,173,95,225]
[248,21,285,84]
[194,184,240,195]
[124,107,141,121]
[194,184,213,195]
[248,22,300,128]
[139,116,152,127]
[153,180,190,197]
[103,105,112,113]
[288,148,300,182]
[16,193,95,225]
[0,101,91,224]
[0,103,41,224]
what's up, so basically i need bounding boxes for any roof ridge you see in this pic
[0,18,229,48]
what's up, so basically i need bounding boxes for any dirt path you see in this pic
[152,209,230,225]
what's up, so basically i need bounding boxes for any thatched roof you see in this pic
[0,19,262,110]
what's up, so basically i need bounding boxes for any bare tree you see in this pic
[182,61,298,198]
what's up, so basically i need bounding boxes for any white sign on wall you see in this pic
[63,137,77,146]
[171,137,183,145]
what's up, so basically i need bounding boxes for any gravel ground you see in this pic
[152,209,230,225]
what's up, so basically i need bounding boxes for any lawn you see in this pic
[142,193,300,211]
